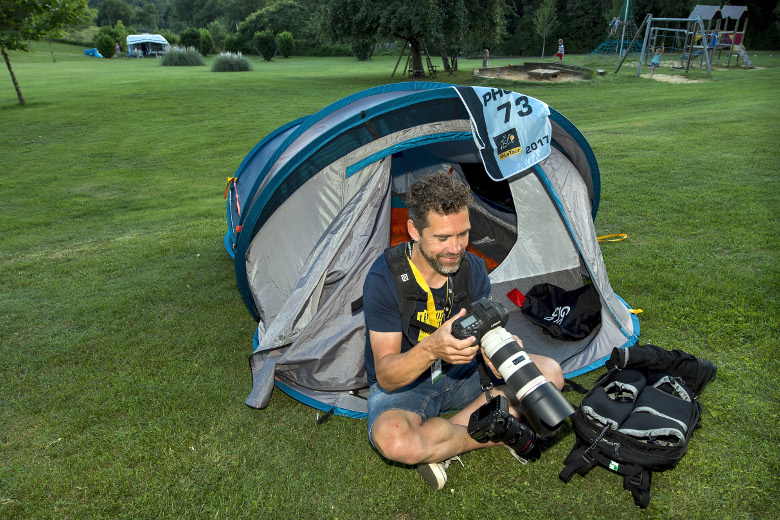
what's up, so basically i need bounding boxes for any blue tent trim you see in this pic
[345,132,474,178]
[273,379,367,420]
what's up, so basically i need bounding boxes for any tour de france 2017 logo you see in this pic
[544,306,570,325]
[493,128,522,160]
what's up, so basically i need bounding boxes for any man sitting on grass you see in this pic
[362,171,564,490]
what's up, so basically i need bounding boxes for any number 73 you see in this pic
[497,96,532,123]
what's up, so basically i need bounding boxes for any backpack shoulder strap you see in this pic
[384,243,476,345]
[623,470,653,509]
[385,243,428,345]
[559,443,598,482]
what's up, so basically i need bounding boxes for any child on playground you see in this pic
[650,45,664,78]
[555,39,564,61]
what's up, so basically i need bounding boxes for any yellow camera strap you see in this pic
[406,256,442,329]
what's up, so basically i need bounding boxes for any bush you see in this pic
[253,30,276,61]
[160,30,178,46]
[276,31,295,58]
[224,35,252,54]
[199,28,213,56]
[206,21,227,52]
[211,52,253,72]
[94,33,117,58]
[114,21,128,52]
[294,39,352,57]
[96,25,120,45]
[179,28,202,54]
[351,39,374,61]
[160,47,205,66]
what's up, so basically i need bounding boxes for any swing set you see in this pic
[615,5,751,77]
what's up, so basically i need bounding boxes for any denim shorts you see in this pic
[367,364,482,446]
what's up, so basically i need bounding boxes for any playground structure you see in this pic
[614,5,752,78]
[589,0,644,59]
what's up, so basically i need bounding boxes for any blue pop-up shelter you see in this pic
[225,82,640,417]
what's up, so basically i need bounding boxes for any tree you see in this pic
[171,0,267,30]
[199,27,213,55]
[351,39,373,61]
[237,0,312,51]
[321,0,507,77]
[114,20,128,50]
[1,0,93,105]
[206,20,227,51]
[134,2,159,31]
[534,0,559,58]
[96,0,133,26]
[179,27,202,52]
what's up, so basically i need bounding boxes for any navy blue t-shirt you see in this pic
[363,249,491,387]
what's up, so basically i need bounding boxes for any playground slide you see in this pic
[734,44,754,68]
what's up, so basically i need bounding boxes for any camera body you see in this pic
[452,298,575,438]
[451,298,508,343]
[467,395,539,460]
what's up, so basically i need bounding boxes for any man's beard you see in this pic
[418,242,465,275]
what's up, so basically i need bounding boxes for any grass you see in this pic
[1,42,779,519]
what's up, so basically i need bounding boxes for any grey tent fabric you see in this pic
[246,159,391,409]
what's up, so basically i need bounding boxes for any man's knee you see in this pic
[531,354,565,390]
[371,414,425,465]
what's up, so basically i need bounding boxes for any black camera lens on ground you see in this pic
[452,298,575,439]
[467,395,540,461]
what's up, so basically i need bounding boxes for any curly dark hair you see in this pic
[406,171,472,231]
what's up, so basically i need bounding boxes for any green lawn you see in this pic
[1,43,778,519]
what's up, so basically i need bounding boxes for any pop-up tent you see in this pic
[126,34,169,57]
[225,82,640,417]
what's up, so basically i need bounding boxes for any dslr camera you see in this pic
[452,298,575,440]
[468,394,540,461]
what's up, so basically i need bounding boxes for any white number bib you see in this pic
[453,86,552,181]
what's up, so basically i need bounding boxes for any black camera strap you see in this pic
[477,352,494,399]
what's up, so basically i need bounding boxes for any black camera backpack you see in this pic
[559,344,717,508]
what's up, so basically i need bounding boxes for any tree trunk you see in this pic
[48,39,56,62]
[541,29,547,58]
[1,45,26,105]
[408,38,424,78]
[439,42,451,72]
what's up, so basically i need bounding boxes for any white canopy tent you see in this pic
[126,34,170,57]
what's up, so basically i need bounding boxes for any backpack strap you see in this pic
[562,378,589,394]
[623,470,652,509]
[385,243,427,345]
[384,242,473,346]
[560,427,653,508]
[559,443,598,482]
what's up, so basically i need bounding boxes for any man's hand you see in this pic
[423,308,480,365]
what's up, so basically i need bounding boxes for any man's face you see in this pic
[409,209,470,276]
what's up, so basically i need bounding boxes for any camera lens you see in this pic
[503,416,540,460]
[481,327,574,438]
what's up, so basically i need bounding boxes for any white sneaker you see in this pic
[417,456,463,491]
